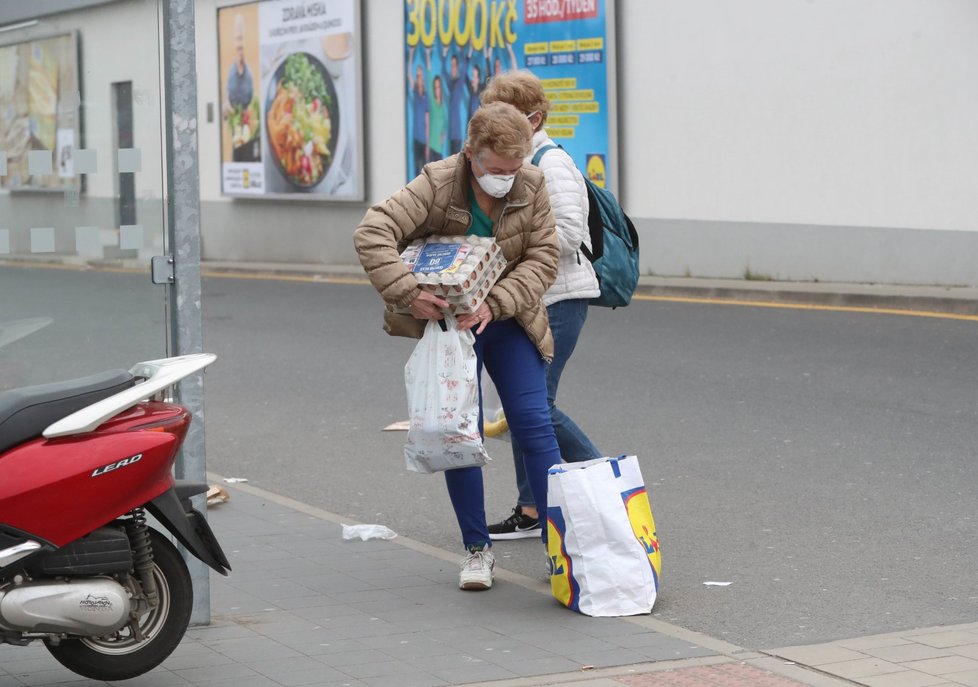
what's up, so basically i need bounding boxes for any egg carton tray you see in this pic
[396,236,507,315]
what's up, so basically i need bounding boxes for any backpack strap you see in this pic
[579,181,602,262]
[531,144,559,167]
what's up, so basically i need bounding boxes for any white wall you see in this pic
[191,0,977,282]
[621,0,978,233]
[194,0,407,265]
[3,0,165,200]
[359,0,407,205]
[0,0,167,258]
[197,0,409,206]
[5,0,975,284]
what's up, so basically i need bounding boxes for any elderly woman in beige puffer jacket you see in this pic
[353,102,561,592]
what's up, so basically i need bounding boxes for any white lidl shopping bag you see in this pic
[547,456,661,616]
[403,316,489,473]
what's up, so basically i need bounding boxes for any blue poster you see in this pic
[404,0,613,188]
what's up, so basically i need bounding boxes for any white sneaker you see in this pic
[459,548,495,590]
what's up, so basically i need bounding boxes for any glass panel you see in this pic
[0,1,167,390]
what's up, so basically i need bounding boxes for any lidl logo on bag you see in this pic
[547,507,580,611]
[621,486,662,588]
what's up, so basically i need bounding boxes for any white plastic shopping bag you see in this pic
[403,315,489,473]
[481,375,509,440]
[547,455,662,616]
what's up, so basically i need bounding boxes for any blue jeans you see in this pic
[444,319,561,549]
[512,298,600,508]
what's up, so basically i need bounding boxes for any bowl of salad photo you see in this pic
[264,52,339,189]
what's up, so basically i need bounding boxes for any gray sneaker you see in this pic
[459,548,495,590]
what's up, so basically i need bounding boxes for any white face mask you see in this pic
[472,156,515,198]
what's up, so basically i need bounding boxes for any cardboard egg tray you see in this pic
[397,236,507,314]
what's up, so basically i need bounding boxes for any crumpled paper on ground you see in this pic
[341,524,398,541]
[206,485,229,507]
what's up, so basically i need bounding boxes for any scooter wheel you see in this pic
[45,528,193,681]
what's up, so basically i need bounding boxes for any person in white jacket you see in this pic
[479,71,602,540]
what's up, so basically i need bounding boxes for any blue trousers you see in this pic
[443,319,561,550]
[512,299,600,507]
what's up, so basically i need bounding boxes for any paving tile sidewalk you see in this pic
[1,480,970,687]
[774,625,978,687]
[1,482,713,687]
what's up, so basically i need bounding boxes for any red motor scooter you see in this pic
[0,353,230,681]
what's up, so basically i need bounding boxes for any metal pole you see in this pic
[161,0,209,625]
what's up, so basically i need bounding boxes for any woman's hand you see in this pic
[410,290,449,320]
[456,302,493,334]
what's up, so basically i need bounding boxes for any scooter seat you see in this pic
[0,370,135,454]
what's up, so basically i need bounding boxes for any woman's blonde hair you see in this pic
[479,70,550,124]
[465,102,532,159]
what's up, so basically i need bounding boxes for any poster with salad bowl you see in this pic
[218,0,363,200]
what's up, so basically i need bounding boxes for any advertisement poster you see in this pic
[218,0,364,200]
[403,0,615,189]
[0,33,81,191]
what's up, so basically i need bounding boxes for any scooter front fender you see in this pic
[145,482,231,576]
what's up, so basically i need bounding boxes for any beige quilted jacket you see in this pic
[353,153,559,360]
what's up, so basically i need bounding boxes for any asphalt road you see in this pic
[3,265,977,650]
